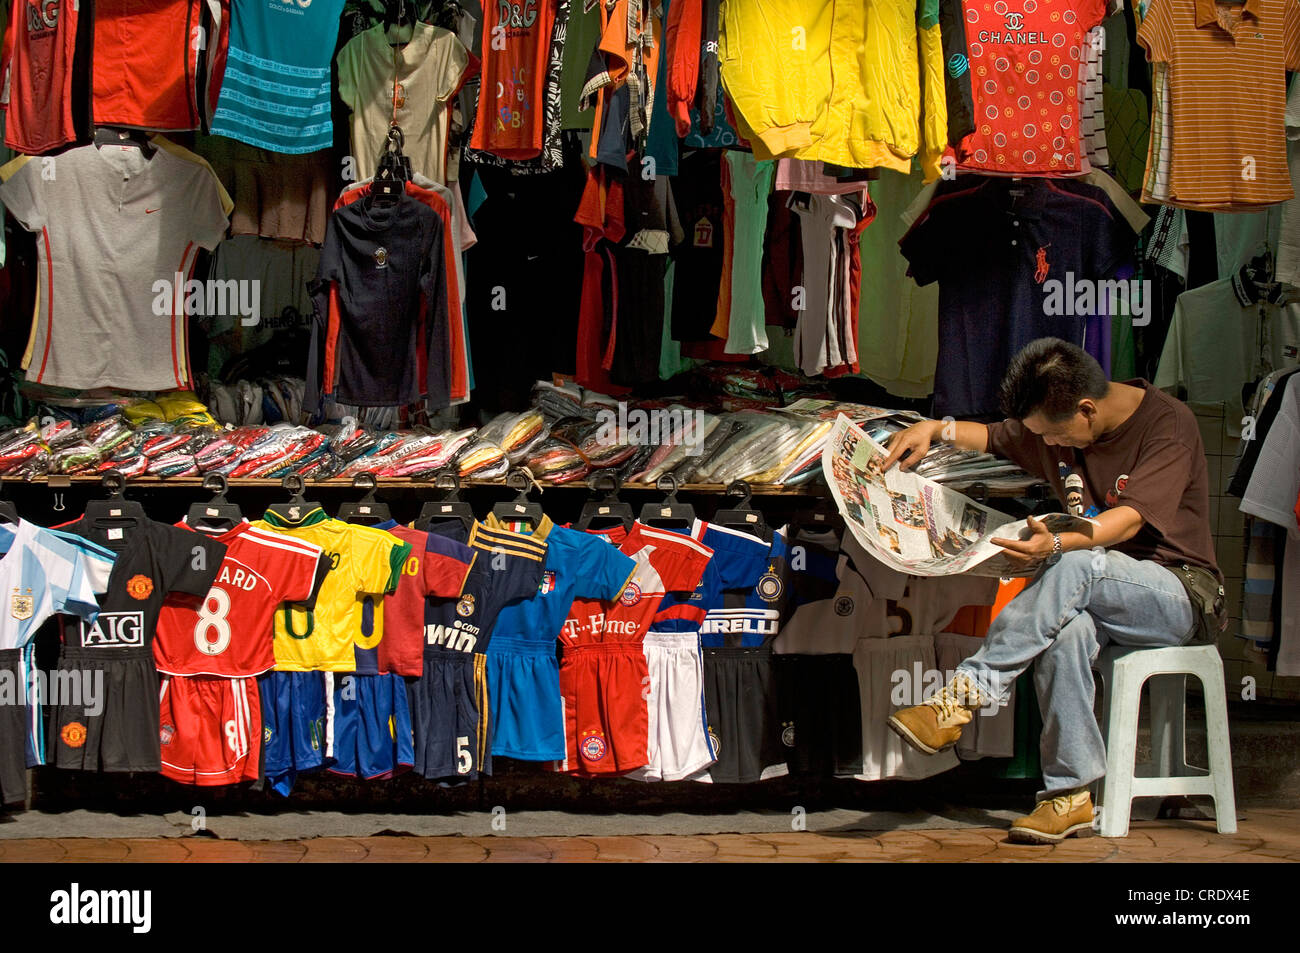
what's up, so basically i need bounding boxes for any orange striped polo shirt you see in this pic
[1136,0,1300,211]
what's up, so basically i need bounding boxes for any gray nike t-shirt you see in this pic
[0,140,229,391]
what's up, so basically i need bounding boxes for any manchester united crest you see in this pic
[126,574,154,600]
[10,588,33,620]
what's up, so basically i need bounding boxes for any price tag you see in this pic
[107,528,124,540]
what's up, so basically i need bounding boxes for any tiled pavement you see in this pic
[3,810,1300,861]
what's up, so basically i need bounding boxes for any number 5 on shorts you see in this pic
[457,736,473,774]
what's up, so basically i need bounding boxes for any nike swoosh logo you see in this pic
[145,208,160,214]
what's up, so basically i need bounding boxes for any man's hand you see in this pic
[882,421,942,471]
[991,515,1056,569]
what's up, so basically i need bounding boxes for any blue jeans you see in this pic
[955,549,1196,798]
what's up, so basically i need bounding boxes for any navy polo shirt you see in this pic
[899,176,1136,419]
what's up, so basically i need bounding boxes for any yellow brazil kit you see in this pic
[252,507,412,672]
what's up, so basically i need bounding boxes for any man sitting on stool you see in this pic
[882,337,1223,844]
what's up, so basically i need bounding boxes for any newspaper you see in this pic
[823,414,1095,578]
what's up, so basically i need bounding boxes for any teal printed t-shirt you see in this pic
[210,0,348,154]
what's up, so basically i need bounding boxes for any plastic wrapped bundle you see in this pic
[478,411,549,463]
[456,440,509,480]
[523,436,590,484]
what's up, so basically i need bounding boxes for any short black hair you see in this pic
[998,337,1109,422]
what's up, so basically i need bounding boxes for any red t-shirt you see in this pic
[469,0,557,159]
[91,0,209,131]
[561,523,713,646]
[154,522,324,677]
[2,0,79,153]
[359,523,474,676]
[957,0,1105,175]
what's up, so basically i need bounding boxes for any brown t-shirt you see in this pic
[985,380,1221,582]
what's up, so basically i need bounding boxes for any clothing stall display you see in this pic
[0,0,1298,814]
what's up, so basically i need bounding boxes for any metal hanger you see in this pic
[264,474,323,523]
[638,474,695,529]
[82,471,147,522]
[574,471,634,531]
[337,472,392,525]
[414,468,476,532]
[710,480,771,541]
[490,468,544,530]
[186,473,243,532]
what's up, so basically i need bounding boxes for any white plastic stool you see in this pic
[1092,644,1236,837]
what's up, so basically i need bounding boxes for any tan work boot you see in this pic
[1008,790,1095,844]
[887,672,986,755]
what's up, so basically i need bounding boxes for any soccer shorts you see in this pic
[50,648,161,772]
[486,636,564,762]
[0,649,31,804]
[628,633,714,782]
[258,670,332,796]
[852,635,959,781]
[773,653,863,778]
[559,642,650,776]
[694,646,788,783]
[328,673,413,780]
[158,674,260,786]
[408,646,490,780]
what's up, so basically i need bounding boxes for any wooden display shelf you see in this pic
[0,474,1044,499]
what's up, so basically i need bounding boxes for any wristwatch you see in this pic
[1045,533,1063,566]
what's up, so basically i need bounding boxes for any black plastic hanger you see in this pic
[574,471,634,532]
[265,474,323,523]
[370,126,410,208]
[186,473,244,533]
[82,471,147,522]
[93,125,155,159]
[711,480,772,542]
[491,468,544,530]
[0,474,18,526]
[337,472,392,525]
[638,474,695,529]
[415,469,476,532]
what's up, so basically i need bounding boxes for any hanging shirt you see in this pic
[209,0,347,153]
[361,521,474,675]
[0,521,113,652]
[251,507,411,672]
[421,519,548,655]
[58,516,227,656]
[0,141,231,392]
[956,0,1107,175]
[651,521,772,634]
[1136,0,1300,210]
[2,0,79,153]
[562,523,714,646]
[307,190,450,410]
[470,0,558,159]
[899,175,1136,419]
[337,21,471,184]
[90,0,211,132]
[154,520,325,678]
[481,514,636,761]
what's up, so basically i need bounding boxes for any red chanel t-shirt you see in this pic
[957,0,1106,175]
